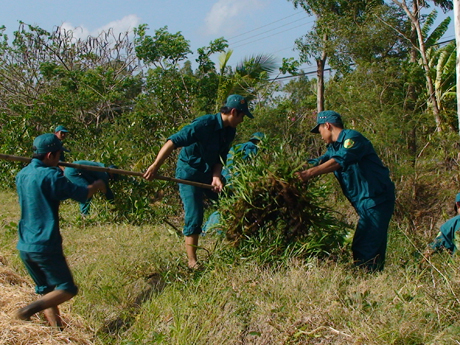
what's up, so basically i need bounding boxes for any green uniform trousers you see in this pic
[352,198,395,272]
[179,183,218,236]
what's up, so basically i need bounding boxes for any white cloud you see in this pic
[60,14,140,40]
[204,0,264,36]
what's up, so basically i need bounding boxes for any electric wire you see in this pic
[228,16,313,45]
[231,22,312,49]
[226,11,305,40]
[269,37,456,82]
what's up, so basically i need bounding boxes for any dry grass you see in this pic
[2,187,460,344]
[0,262,96,345]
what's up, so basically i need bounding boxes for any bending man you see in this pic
[296,110,395,272]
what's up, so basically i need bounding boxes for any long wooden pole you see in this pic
[0,153,213,190]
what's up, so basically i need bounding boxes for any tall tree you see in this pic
[0,23,142,129]
[390,0,453,131]
[455,0,460,133]
[288,0,385,112]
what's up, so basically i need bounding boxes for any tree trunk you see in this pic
[413,15,442,131]
[316,34,328,113]
[393,0,442,131]
[455,0,460,135]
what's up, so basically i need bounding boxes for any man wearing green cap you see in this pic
[221,131,265,184]
[15,133,106,328]
[296,110,395,272]
[428,193,460,254]
[144,94,253,269]
[64,160,118,216]
[54,125,70,164]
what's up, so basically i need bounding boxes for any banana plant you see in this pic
[426,41,456,112]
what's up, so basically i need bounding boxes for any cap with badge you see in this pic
[310,110,343,133]
[54,125,69,133]
[33,133,69,154]
[225,94,253,119]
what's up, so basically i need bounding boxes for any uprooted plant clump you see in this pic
[216,144,350,263]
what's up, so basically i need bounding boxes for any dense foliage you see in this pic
[0,0,457,248]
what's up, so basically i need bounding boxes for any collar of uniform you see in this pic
[215,112,225,131]
[327,129,346,149]
[32,157,59,169]
[31,158,46,167]
[336,129,347,143]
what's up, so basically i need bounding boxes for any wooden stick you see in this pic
[0,153,213,190]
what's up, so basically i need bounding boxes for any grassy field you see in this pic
[1,190,460,344]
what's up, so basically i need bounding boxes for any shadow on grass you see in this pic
[99,272,166,336]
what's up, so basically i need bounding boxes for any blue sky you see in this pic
[1,0,454,75]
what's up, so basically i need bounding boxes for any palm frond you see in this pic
[236,54,278,79]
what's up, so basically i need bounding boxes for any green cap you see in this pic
[55,125,69,133]
[311,110,343,133]
[225,94,253,118]
[33,133,69,154]
[456,193,460,203]
[249,132,265,141]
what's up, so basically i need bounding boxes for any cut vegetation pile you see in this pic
[218,147,350,262]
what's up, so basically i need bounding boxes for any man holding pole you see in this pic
[296,110,395,272]
[144,94,253,269]
[15,133,106,327]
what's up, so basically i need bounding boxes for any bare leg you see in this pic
[185,234,200,269]
[16,290,74,324]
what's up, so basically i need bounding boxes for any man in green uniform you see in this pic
[15,134,106,327]
[296,110,395,272]
[54,125,69,163]
[221,131,265,184]
[428,193,460,254]
[64,160,117,215]
[144,94,253,269]
[204,132,265,233]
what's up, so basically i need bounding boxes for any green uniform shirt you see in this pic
[64,160,114,201]
[310,129,394,210]
[222,141,259,181]
[16,158,88,253]
[169,113,236,183]
[430,215,460,253]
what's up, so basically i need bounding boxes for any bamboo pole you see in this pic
[0,153,213,190]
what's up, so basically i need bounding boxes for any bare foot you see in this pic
[15,306,34,321]
[188,261,202,270]
[44,307,64,330]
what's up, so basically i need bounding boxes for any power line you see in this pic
[269,37,456,82]
[231,22,311,49]
[226,11,305,40]
[229,16,314,45]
